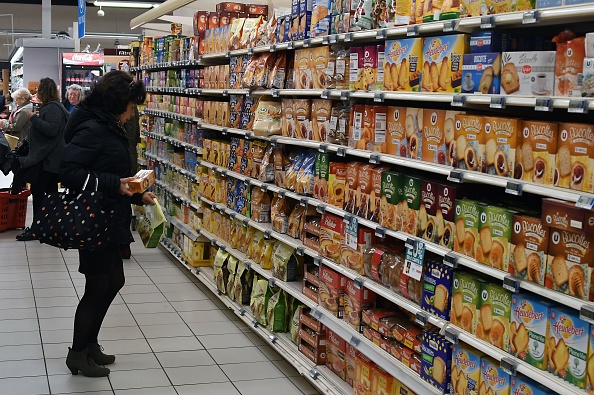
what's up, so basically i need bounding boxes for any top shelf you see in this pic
[131,4,594,73]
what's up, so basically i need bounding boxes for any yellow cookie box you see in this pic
[421,34,470,93]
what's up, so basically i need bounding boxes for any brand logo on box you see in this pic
[521,65,532,74]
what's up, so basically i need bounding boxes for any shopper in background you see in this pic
[60,71,155,377]
[15,78,69,241]
[1,88,33,141]
[0,95,12,119]
[62,84,84,113]
[120,105,141,259]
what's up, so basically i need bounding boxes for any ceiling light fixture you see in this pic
[92,1,160,9]
[97,6,105,16]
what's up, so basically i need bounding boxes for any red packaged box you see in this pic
[216,2,245,12]
[300,307,325,333]
[542,198,594,235]
[362,308,398,333]
[299,337,326,364]
[344,278,376,332]
[303,263,320,287]
[392,320,423,354]
[320,213,344,263]
[219,12,232,27]
[345,344,357,387]
[302,279,318,303]
[319,266,346,318]
[194,11,209,37]
[246,3,268,16]
[326,329,346,380]
[208,12,221,30]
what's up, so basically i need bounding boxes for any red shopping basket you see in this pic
[0,188,30,232]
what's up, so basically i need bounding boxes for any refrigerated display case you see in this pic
[61,52,104,98]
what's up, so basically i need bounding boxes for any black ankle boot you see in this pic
[16,227,36,241]
[65,347,110,377]
[88,343,115,365]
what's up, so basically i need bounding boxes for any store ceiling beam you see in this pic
[130,0,196,30]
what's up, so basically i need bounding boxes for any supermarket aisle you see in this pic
[0,202,320,394]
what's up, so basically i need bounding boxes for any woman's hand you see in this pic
[119,177,134,196]
[27,109,37,119]
[142,192,157,205]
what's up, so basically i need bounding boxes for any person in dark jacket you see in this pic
[60,71,156,377]
[16,78,69,241]
[62,84,84,113]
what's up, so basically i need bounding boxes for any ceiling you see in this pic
[0,0,165,5]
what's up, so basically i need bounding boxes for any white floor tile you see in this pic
[37,306,75,319]
[175,382,241,395]
[0,358,46,379]
[99,326,145,341]
[140,323,194,339]
[0,307,37,319]
[126,302,176,315]
[170,299,218,312]
[0,297,36,310]
[178,309,229,323]
[145,336,204,353]
[109,368,171,390]
[99,339,152,355]
[119,284,161,295]
[198,333,254,349]
[108,352,161,372]
[115,387,177,395]
[220,361,285,381]
[48,373,111,394]
[133,312,184,326]
[209,346,270,365]
[121,292,168,304]
[0,330,41,346]
[30,271,71,281]
[0,317,39,332]
[234,377,304,395]
[0,344,44,362]
[40,329,72,344]
[35,296,80,308]
[0,280,33,289]
[164,365,228,386]
[0,375,50,394]
[155,349,215,368]
[186,321,242,336]
[34,287,78,298]
[0,288,34,299]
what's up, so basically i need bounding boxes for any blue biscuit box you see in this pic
[420,328,452,392]
[461,53,501,94]
[510,375,550,395]
[421,260,453,320]
[470,32,504,54]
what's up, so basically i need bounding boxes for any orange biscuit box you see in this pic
[422,109,447,165]
[483,116,520,178]
[518,120,558,185]
[384,106,408,157]
[556,122,594,192]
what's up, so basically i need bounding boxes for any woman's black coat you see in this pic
[60,104,143,245]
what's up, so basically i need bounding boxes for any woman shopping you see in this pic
[15,78,69,242]
[60,70,156,377]
[1,88,33,141]
[62,84,84,113]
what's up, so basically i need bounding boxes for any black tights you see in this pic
[71,264,125,351]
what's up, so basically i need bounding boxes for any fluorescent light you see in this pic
[130,0,195,29]
[92,1,160,8]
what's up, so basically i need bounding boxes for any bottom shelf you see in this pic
[159,238,352,395]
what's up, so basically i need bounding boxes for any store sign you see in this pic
[104,48,132,56]
[77,0,85,39]
[63,52,104,66]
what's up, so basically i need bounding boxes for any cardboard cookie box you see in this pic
[480,356,511,395]
[454,114,484,172]
[454,199,482,260]
[511,375,553,395]
[478,283,511,353]
[461,53,502,94]
[483,116,520,179]
[421,260,454,320]
[402,175,421,237]
[319,265,346,318]
[344,278,376,332]
[420,328,452,393]
[500,51,556,96]
[383,106,408,157]
[451,343,483,395]
[421,34,470,93]
[320,213,344,263]
[511,293,550,370]
[547,307,590,389]
[556,122,594,193]
[437,183,456,250]
[477,205,516,271]
[422,109,457,167]
[510,214,549,286]
[542,198,594,236]
[340,219,375,275]
[384,38,423,92]
[326,329,347,380]
[420,179,438,243]
[302,263,320,303]
[354,351,375,395]
[517,120,559,185]
[451,271,484,334]
[379,171,403,232]
[345,344,357,387]
[545,226,593,301]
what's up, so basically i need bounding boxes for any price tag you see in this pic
[580,305,594,324]
[268,334,278,344]
[309,368,320,379]
[480,16,495,29]
[242,219,249,228]
[244,259,251,270]
[196,55,203,63]
[321,90,330,99]
[500,358,517,376]
[210,239,218,247]
[272,89,280,98]
[318,144,328,153]
[375,226,386,238]
[296,246,304,256]
[350,336,361,347]
[451,95,466,107]
[369,153,381,164]
[354,277,365,289]
[406,26,419,37]
[522,10,539,24]
[268,278,276,287]
[316,204,326,214]
[337,147,347,157]
[251,319,259,328]
[503,275,522,293]
[329,35,338,44]
[287,41,295,50]
[374,92,384,102]
[322,36,330,45]
[344,33,354,42]
[444,325,460,344]
[443,20,456,32]
[415,311,429,326]
[568,99,588,114]
[303,39,311,47]
[312,309,324,320]
[269,44,276,52]
[300,198,308,207]
[260,184,268,192]
[443,252,458,268]
[340,91,350,101]
[576,195,594,210]
[238,308,246,316]
[221,128,228,135]
[222,90,229,96]
[247,47,254,55]
[264,230,271,239]
[277,190,285,198]
[505,181,523,196]
[490,96,506,109]
[534,97,552,112]
[404,238,425,281]
[448,170,464,184]
[194,267,201,274]
[376,29,387,40]
[314,256,323,266]
[225,51,231,58]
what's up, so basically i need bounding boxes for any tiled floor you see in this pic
[0,177,320,395]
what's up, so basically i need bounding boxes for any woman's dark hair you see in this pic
[84,70,146,116]
[37,77,60,104]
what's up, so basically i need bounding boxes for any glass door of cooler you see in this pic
[62,66,101,97]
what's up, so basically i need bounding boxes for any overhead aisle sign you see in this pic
[78,0,86,39]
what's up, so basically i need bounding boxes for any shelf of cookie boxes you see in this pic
[194,218,440,395]
[157,236,351,395]
[143,102,594,205]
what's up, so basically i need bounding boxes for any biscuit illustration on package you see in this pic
[452,343,483,395]
[479,283,511,353]
[384,38,423,92]
[422,35,469,93]
[511,294,549,370]
[500,52,556,96]
[510,215,548,286]
[556,123,594,193]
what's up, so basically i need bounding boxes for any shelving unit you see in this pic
[134,3,594,394]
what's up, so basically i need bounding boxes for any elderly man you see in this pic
[62,84,84,113]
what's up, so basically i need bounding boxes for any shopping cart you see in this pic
[0,188,30,232]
